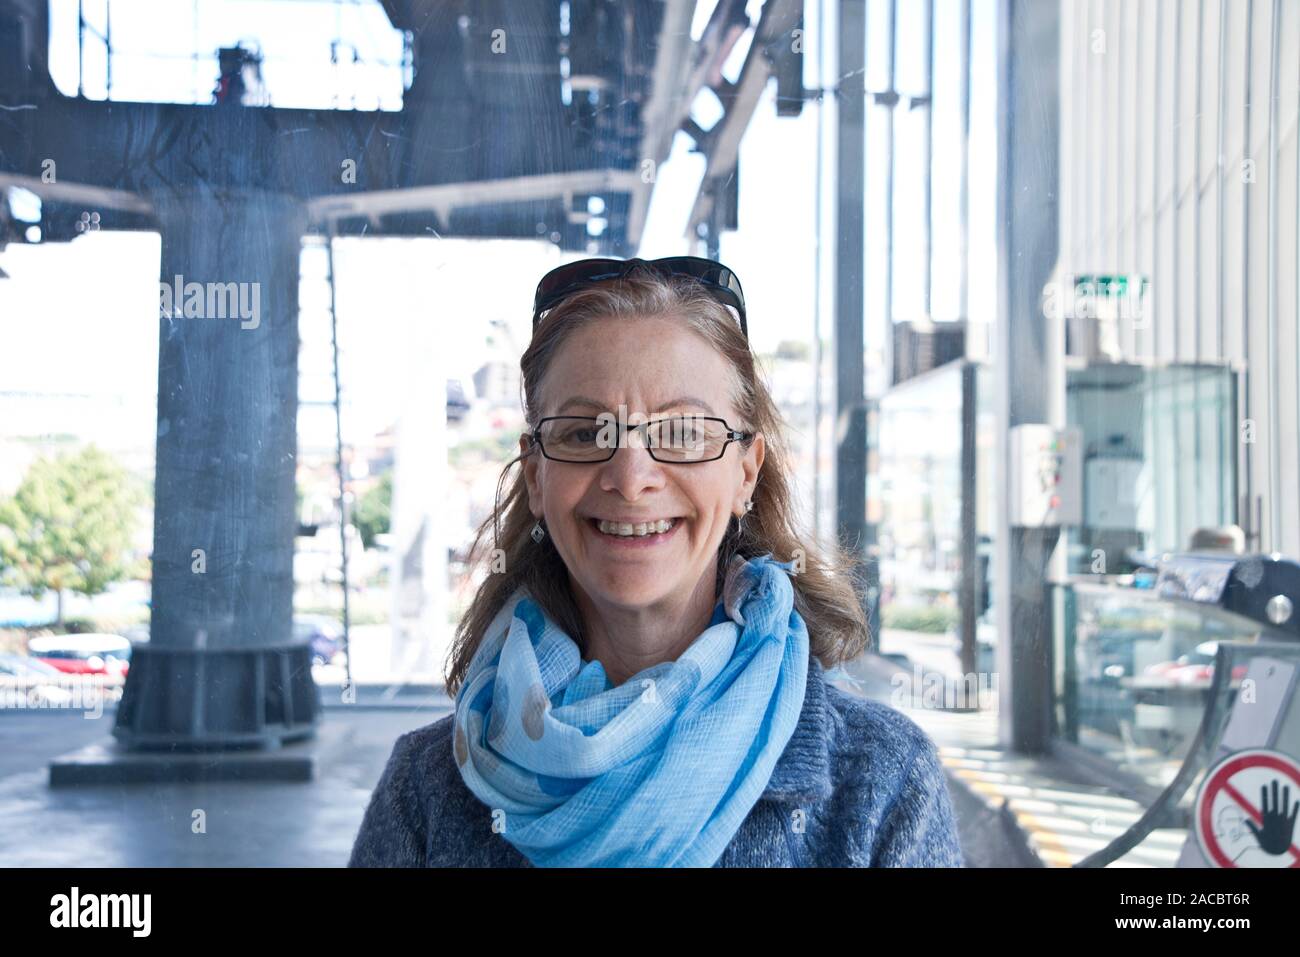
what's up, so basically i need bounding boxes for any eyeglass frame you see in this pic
[528,414,755,464]
[531,256,748,339]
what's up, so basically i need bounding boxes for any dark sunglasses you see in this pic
[531,256,748,338]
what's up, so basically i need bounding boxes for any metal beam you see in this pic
[835,0,873,630]
[0,167,648,238]
[307,168,643,227]
[624,0,697,250]
[0,172,154,216]
[685,0,804,237]
[992,0,1061,753]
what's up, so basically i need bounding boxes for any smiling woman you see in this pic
[348,261,965,868]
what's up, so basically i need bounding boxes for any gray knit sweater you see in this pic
[348,653,964,867]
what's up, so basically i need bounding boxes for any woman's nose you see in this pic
[598,438,666,495]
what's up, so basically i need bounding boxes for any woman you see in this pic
[348,257,964,868]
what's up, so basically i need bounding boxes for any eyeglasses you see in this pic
[531,256,747,338]
[530,415,754,464]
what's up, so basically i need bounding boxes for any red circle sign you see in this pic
[1195,748,1300,868]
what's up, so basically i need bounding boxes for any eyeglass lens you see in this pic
[537,416,732,462]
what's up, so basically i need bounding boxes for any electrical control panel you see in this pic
[1009,424,1082,527]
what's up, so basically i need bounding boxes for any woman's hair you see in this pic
[444,265,870,696]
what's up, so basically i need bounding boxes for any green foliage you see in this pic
[1092,612,1167,634]
[774,339,810,361]
[353,470,392,549]
[882,603,959,634]
[0,446,144,612]
[450,431,522,465]
[294,605,388,626]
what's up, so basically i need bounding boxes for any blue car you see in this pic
[293,615,345,666]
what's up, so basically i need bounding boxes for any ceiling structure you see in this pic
[0,0,803,255]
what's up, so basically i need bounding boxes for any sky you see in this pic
[0,0,998,463]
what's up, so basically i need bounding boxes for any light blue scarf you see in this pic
[451,551,810,867]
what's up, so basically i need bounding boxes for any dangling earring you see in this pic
[735,499,753,533]
[530,518,547,543]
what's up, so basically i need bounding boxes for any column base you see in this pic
[112,643,321,750]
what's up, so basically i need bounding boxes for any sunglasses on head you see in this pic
[531,256,748,338]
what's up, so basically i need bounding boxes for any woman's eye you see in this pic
[657,420,698,446]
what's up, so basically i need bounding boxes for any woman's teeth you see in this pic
[596,518,676,537]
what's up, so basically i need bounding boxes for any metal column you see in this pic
[835,0,875,631]
[114,191,320,748]
[992,0,1062,753]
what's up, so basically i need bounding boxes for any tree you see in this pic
[352,470,392,550]
[0,445,144,625]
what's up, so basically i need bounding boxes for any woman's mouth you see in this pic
[586,516,682,548]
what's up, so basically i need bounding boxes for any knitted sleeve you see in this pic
[347,731,428,867]
[872,737,965,867]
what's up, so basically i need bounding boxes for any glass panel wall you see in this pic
[875,360,1000,690]
[878,364,963,644]
[1057,361,1243,780]
[1064,363,1237,576]
[1058,582,1271,793]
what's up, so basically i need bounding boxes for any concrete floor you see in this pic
[0,659,1041,867]
[0,698,452,867]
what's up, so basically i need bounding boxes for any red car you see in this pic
[27,633,132,677]
[1143,641,1249,687]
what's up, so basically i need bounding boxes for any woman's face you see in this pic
[521,315,764,612]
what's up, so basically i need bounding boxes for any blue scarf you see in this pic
[451,551,810,867]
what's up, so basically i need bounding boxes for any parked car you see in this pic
[27,633,132,676]
[0,652,75,706]
[293,615,345,666]
[1142,641,1249,687]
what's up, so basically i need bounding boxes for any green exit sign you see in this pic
[1074,274,1149,298]
[1043,274,1150,321]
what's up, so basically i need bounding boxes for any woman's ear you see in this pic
[736,431,764,511]
[519,433,543,518]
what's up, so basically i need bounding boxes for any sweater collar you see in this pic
[760,652,833,803]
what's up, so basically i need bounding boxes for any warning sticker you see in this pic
[1194,748,1300,868]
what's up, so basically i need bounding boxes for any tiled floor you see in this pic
[839,654,1193,868]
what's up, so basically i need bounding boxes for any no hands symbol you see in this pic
[1194,748,1300,868]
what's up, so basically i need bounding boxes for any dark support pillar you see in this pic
[835,0,876,634]
[993,0,1060,753]
[113,191,319,749]
[958,362,978,682]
